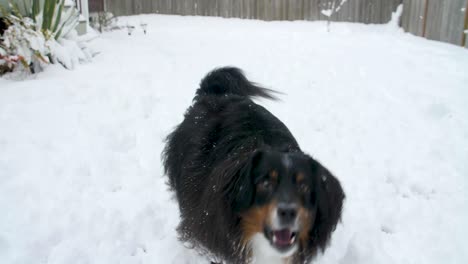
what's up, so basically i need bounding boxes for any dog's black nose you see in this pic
[277,204,297,224]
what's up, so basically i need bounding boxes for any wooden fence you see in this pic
[103,0,468,47]
[105,0,402,23]
[402,0,468,47]
[89,0,105,12]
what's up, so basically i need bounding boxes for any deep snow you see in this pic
[1,14,468,264]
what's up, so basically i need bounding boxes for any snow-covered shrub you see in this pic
[1,15,49,73]
[0,0,92,74]
[0,44,17,74]
[0,54,24,74]
[14,0,80,40]
[90,12,118,33]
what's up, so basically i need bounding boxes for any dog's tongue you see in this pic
[273,229,292,246]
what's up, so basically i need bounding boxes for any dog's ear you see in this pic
[309,158,345,250]
[225,150,264,213]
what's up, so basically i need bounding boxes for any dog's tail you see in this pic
[196,67,278,100]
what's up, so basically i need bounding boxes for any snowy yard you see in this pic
[1,14,468,264]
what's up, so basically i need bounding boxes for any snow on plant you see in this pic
[14,0,80,40]
[0,44,19,74]
[1,15,49,72]
[49,30,92,69]
[0,54,25,75]
[321,0,349,32]
[0,0,92,74]
[91,12,118,33]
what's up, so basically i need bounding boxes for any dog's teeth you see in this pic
[273,235,277,244]
[290,235,296,244]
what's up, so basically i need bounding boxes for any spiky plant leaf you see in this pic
[55,6,78,39]
[42,0,52,32]
[0,3,8,17]
[8,1,24,19]
[32,0,40,21]
[22,0,29,17]
[52,0,64,33]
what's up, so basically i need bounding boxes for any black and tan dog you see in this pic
[163,67,345,263]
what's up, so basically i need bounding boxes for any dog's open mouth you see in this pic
[265,227,298,251]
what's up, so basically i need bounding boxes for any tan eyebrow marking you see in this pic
[296,172,305,183]
[270,170,278,181]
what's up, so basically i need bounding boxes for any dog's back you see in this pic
[164,67,299,195]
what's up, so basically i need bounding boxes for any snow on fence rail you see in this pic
[103,0,468,47]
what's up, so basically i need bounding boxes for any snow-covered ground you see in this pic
[1,14,468,264]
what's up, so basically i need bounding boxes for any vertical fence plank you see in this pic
[372,0,382,23]
[133,0,143,15]
[142,0,156,14]
[272,0,288,20]
[89,0,105,12]
[267,0,276,21]
[172,0,192,15]
[303,0,320,21]
[231,0,242,18]
[242,0,256,19]
[195,0,208,16]
[402,0,425,37]
[464,0,468,47]
[361,0,370,22]
[157,0,172,14]
[287,0,303,21]
[425,0,467,45]
[171,0,180,15]
[366,0,383,24]
[208,0,219,17]
[381,0,392,23]
[218,0,230,18]
[179,0,194,15]
[447,0,468,45]
[426,0,445,42]
[256,0,266,20]
[338,0,358,22]
[112,0,133,16]
[335,0,355,22]
[263,0,272,21]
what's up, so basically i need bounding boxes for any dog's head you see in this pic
[227,149,344,259]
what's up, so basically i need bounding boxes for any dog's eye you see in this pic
[258,179,272,190]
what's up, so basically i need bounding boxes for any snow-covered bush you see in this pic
[13,0,80,40]
[90,12,118,33]
[0,44,17,74]
[1,15,49,73]
[0,0,92,74]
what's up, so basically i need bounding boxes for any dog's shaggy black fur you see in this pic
[163,67,345,263]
